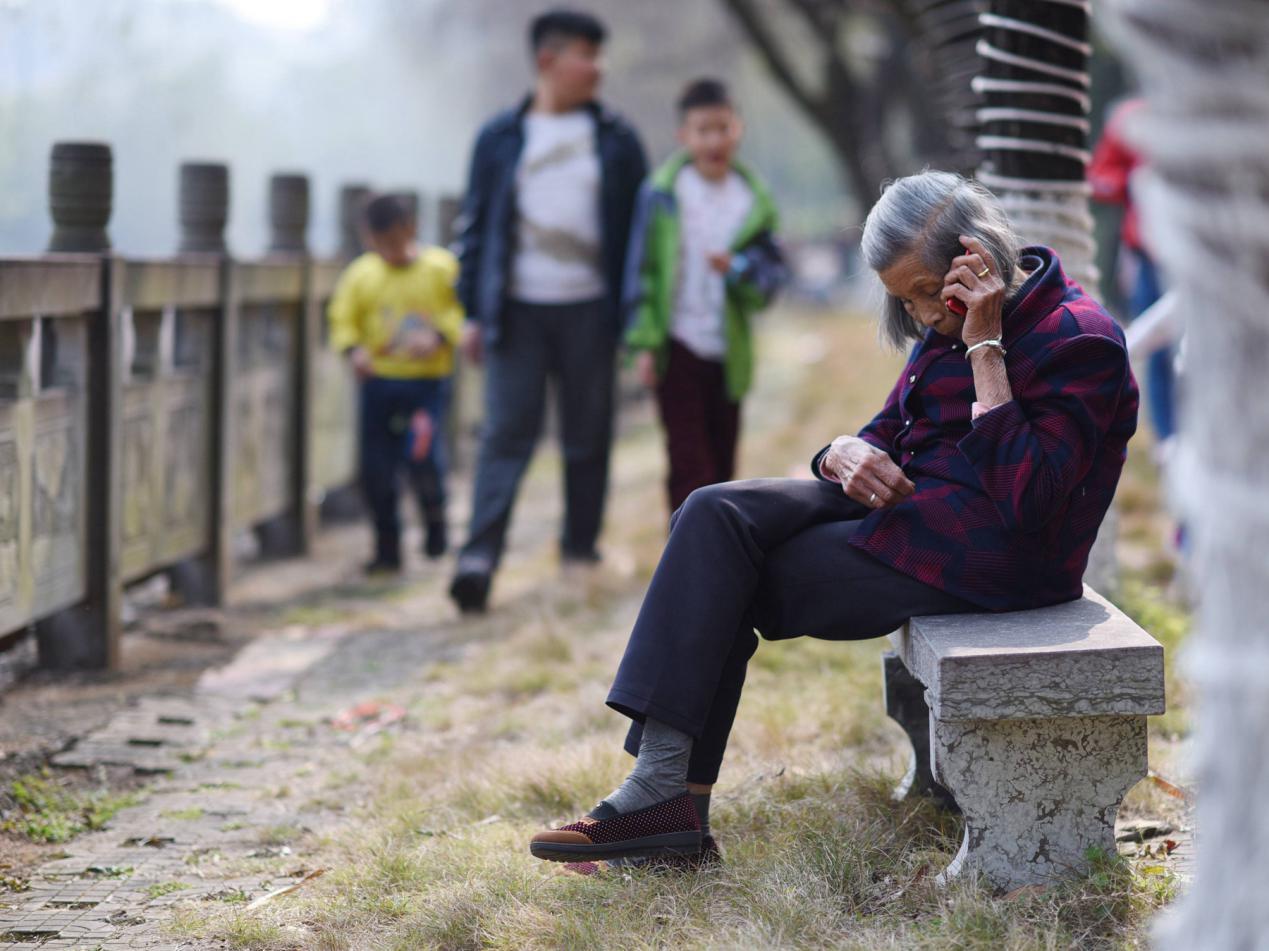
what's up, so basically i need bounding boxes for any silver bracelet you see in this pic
[964,338,1006,360]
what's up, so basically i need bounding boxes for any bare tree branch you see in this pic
[721,0,828,125]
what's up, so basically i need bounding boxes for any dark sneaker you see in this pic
[561,834,722,876]
[449,570,490,614]
[424,521,448,559]
[363,558,401,577]
[529,793,701,863]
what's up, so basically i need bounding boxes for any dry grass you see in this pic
[176,306,1184,950]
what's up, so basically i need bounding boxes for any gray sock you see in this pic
[595,718,692,816]
[692,792,711,838]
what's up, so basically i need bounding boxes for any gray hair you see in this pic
[860,171,1025,349]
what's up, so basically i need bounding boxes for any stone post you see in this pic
[437,194,463,249]
[35,143,122,668]
[47,142,113,253]
[168,164,235,607]
[268,173,310,255]
[338,183,371,259]
[260,173,317,557]
[178,162,230,255]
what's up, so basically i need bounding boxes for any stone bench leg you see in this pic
[931,713,1148,891]
[882,652,957,812]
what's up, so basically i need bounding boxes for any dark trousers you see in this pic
[656,340,741,513]
[460,298,616,570]
[607,478,976,784]
[359,375,451,564]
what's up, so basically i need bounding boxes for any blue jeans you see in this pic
[359,376,451,564]
[1128,251,1177,441]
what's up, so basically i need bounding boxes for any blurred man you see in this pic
[450,8,648,613]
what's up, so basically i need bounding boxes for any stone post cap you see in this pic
[179,161,230,255]
[268,172,311,254]
[48,141,113,253]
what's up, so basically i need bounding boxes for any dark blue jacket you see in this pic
[454,97,648,345]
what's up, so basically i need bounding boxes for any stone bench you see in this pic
[882,586,1166,891]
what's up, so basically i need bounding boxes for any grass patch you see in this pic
[1,771,141,843]
[162,806,206,821]
[257,823,305,846]
[146,880,192,899]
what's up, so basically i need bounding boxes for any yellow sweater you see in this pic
[327,248,464,379]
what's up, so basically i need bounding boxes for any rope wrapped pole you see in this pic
[1102,1,1269,946]
[974,0,1098,294]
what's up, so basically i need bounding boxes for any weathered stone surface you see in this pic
[933,713,1148,891]
[882,652,957,811]
[47,142,113,253]
[890,587,1165,721]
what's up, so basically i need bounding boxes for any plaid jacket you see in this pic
[813,247,1139,611]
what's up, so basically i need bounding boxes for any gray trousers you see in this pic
[459,298,616,571]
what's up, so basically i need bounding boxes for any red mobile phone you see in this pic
[945,297,967,317]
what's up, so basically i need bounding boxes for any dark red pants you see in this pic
[655,340,741,513]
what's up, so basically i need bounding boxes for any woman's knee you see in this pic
[672,482,734,526]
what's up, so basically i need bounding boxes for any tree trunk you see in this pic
[1101,0,1269,945]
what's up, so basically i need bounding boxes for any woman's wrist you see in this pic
[967,344,1011,408]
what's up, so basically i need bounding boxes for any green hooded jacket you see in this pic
[622,152,782,400]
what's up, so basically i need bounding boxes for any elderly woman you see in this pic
[529,171,1139,867]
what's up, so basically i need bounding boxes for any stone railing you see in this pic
[0,141,460,670]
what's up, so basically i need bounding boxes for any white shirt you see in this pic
[510,110,605,304]
[672,165,754,361]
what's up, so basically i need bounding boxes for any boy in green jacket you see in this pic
[623,78,786,514]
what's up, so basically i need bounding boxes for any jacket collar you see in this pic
[1002,246,1069,345]
[514,94,615,128]
[650,150,772,205]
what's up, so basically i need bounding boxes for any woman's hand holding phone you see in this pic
[942,235,1007,348]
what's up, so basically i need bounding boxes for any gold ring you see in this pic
[977,267,990,278]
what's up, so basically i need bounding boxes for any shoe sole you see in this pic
[530,830,701,863]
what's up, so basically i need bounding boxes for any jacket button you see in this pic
[908,374,916,383]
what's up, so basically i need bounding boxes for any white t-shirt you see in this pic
[510,110,605,304]
[671,165,754,361]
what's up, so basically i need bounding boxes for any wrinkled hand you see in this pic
[636,350,658,389]
[461,323,483,365]
[707,252,731,276]
[346,346,373,381]
[942,235,1007,348]
[820,435,915,509]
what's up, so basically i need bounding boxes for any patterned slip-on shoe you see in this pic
[560,834,723,877]
[530,793,701,863]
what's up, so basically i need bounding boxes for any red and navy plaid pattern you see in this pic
[814,247,1139,612]
[558,793,700,845]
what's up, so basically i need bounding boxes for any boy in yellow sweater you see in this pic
[328,194,464,573]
